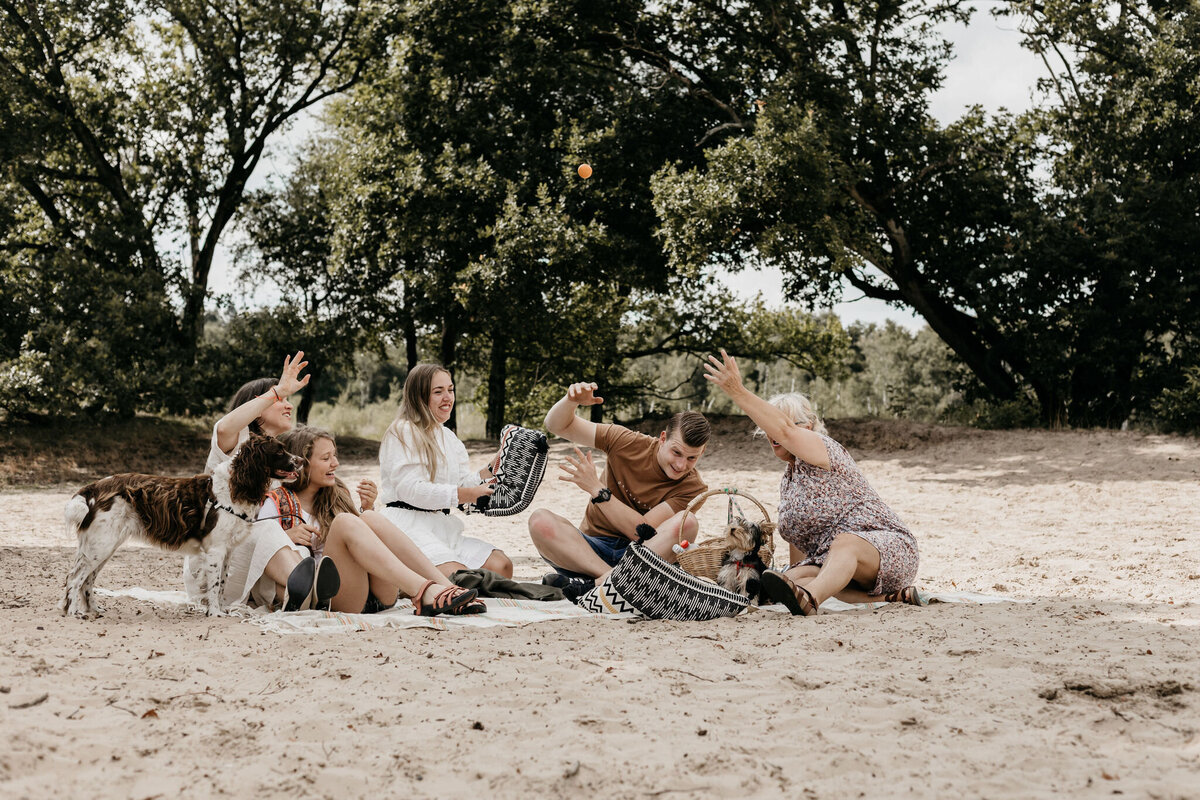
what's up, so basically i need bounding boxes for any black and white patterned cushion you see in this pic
[577,543,750,620]
[471,424,549,517]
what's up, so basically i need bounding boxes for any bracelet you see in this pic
[271,386,282,402]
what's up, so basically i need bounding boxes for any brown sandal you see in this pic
[762,571,818,616]
[413,580,480,617]
[883,586,922,606]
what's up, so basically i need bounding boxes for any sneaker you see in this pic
[561,577,595,602]
[542,572,569,588]
[539,573,594,601]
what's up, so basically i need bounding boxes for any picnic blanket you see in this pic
[96,586,1023,631]
[95,587,593,632]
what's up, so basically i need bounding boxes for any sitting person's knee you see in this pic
[332,511,359,526]
[680,512,699,539]
[528,509,559,542]
[485,550,513,578]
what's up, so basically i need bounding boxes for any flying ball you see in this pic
[577,163,592,179]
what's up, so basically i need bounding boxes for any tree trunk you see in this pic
[888,271,1023,402]
[404,315,419,372]
[440,315,459,432]
[486,329,508,439]
[296,362,321,425]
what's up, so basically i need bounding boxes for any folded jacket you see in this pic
[449,569,565,601]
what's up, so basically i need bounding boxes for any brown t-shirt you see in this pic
[581,423,707,542]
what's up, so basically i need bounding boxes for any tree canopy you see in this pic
[2,0,1197,431]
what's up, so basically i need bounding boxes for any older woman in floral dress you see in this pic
[704,349,920,615]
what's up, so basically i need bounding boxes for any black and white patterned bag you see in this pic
[469,424,549,517]
[577,543,750,621]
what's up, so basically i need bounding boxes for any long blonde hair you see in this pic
[385,363,449,481]
[277,426,358,531]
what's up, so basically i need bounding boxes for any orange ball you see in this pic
[577,163,592,179]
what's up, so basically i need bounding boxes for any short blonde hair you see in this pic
[756,392,827,437]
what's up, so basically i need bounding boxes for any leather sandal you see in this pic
[883,586,922,606]
[761,570,818,616]
[412,580,480,617]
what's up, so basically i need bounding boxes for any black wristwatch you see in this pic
[590,487,612,504]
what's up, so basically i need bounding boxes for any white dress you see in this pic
[182,424,304,609]
[378,423,496,569]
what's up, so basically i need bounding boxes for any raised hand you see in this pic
[703,348,745,395]
[566,381,604,406]
[277,351,311,397]
[557,446,604,496]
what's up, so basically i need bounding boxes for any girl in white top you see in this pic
[185,352,317,609]
[378,364,513,577]
[266,426,484,615]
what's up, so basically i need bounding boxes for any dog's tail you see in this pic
[64,494,90,541]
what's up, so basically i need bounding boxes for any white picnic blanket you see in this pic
[96,586,1023,631]
[95,587,594,632]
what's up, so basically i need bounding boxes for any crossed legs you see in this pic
[527,508,698,579]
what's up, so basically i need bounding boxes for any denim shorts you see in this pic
[550,530,630,579]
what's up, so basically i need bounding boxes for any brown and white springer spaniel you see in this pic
[61,434,302,618]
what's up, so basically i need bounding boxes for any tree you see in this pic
[233,137,398,422]
[0,0,384,415]
[630,2,1045,399]
[638,0,1199,426]
[331,0,722,436]
[997,1,1200,426]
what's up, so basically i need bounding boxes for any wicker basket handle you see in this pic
[684,488,773,524]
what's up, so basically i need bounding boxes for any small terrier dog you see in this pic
[716,516,775,603]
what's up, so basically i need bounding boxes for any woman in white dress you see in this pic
[378,364,513,578]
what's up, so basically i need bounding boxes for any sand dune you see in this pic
[1,423,1197,798]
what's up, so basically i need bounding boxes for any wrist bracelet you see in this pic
[271,386,282,402]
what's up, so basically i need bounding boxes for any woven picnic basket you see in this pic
[674,488,776,582]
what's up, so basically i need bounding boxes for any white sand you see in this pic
[1,424,1198,798]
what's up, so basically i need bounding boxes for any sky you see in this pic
[208,4,1047,330]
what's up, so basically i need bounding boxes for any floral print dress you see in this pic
[777,434,918,595]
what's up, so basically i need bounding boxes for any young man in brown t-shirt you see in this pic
[528,381,710,592]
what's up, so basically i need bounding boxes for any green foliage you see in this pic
[995,1,1200,426]
[328,0,729,435]
[1152,367,1200,434]
[0,0,384,416]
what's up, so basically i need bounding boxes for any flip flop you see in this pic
[283,556,316,612]
[412,580,480,617]
[311,557,341,611]
[761,570,818,616]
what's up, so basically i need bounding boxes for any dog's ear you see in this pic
[229,436,272,505]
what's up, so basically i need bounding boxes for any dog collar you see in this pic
[212,502,251,521]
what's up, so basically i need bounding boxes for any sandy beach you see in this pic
[1,421,1198,798]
